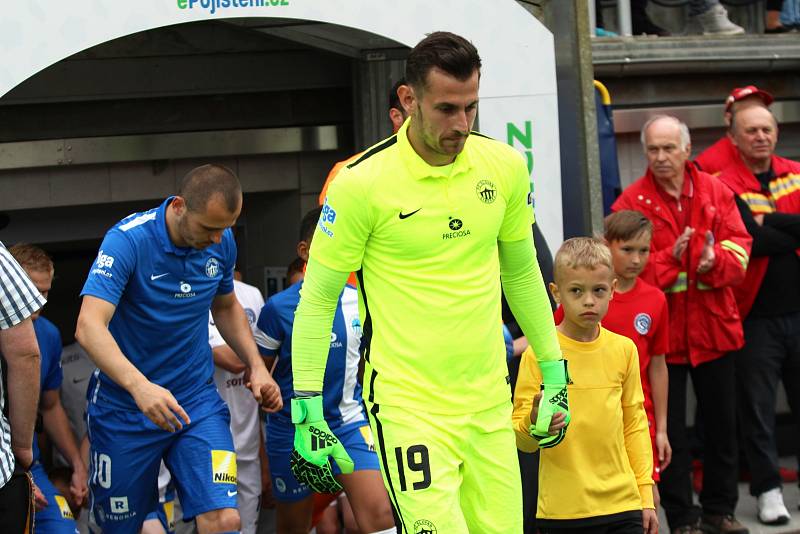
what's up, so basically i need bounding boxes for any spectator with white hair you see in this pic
[613,115,751,534]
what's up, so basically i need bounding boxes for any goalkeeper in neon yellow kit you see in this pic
[290,31,569,534]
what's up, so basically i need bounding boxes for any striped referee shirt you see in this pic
[0,241,45,487]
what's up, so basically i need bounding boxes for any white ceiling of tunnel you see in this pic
[223,18,407,59]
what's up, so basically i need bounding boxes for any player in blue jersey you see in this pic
[9,244,87,534]
[255,207,394,534]
[75,164,282,534]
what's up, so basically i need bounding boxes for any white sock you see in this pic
[368,528,397,534]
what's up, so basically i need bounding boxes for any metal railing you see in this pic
[591,0,763,36]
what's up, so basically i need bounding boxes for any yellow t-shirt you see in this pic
[513,328,654,519]
[307,119,535,414]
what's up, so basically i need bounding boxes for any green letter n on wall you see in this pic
[507,121,533,175]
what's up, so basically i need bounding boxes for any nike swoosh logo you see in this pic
[150,273,169,281]
[73,376,90,384]
[227,490,237,497]
[399,208,421,219]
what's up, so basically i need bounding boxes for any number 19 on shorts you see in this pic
[394,445,431,491]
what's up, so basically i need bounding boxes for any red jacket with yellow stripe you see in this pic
[717,154,800,318]
[612,163,751,366]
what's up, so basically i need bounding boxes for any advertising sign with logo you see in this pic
[0,0,562,250]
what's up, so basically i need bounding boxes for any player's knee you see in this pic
[372,502,396,530]
[196,507,240,534]
[359,499,395,531]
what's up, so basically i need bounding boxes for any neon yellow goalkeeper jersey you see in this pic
[310,119,535,414]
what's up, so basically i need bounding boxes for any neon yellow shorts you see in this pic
[365,399,522,534]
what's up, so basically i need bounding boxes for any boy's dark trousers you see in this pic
[0,466,34,533]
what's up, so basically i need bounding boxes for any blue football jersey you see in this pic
[32,316,62,463]
[81,197,236,410]
[255,282,364,427]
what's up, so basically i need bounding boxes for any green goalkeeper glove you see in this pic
[290,395,354,493]
[529,359,571,449]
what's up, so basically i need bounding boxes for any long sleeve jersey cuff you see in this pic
[292,257,350,392]
[639,484,655,509]
[499,235,561,362]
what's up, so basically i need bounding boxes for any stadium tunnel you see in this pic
[0,19,410,342]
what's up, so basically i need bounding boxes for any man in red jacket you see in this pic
[613,115,751,534]
[694,85,773,176]
[717,105,800,526]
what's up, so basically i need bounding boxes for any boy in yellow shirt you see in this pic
[513,237,657,534]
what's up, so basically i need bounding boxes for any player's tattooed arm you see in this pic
[211,292,282,412]
[76,295,190,432]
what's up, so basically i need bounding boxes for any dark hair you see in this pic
[179,164,242,214]
[389,78,405,112]
[604,210,653,243]
[405,32,481,92]
[300,207,322,243]
[286,256,305,278]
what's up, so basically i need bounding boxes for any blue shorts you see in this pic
[87,389,237,534]
[31,462,79,534]
[267,418,380,503]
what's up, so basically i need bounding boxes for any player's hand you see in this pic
[245,364,283,413]
[31,479,48,511]
[697,230,715,274]
[672,226,694,261]
[529,391,567,434]
[530,359,571,449]
[130,380,190,432]
[655,431,672,472]
[643,508,659,534]
[70,460,89,507]
[290,395,354,493]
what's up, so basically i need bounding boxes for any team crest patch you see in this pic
[245,308,256,326]
[54,495,74,520]
[414,519,437,534]
[211,450,237,484]
[275,477,287,493]
[634,313,652,335]
[476,179,497,204]
[205,257,221,278]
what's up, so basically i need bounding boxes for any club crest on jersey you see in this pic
[634,313,652,335]
[205,257,220,278]
[211,450,237,484]
[476,179,497,204]
[414,519,437,534]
